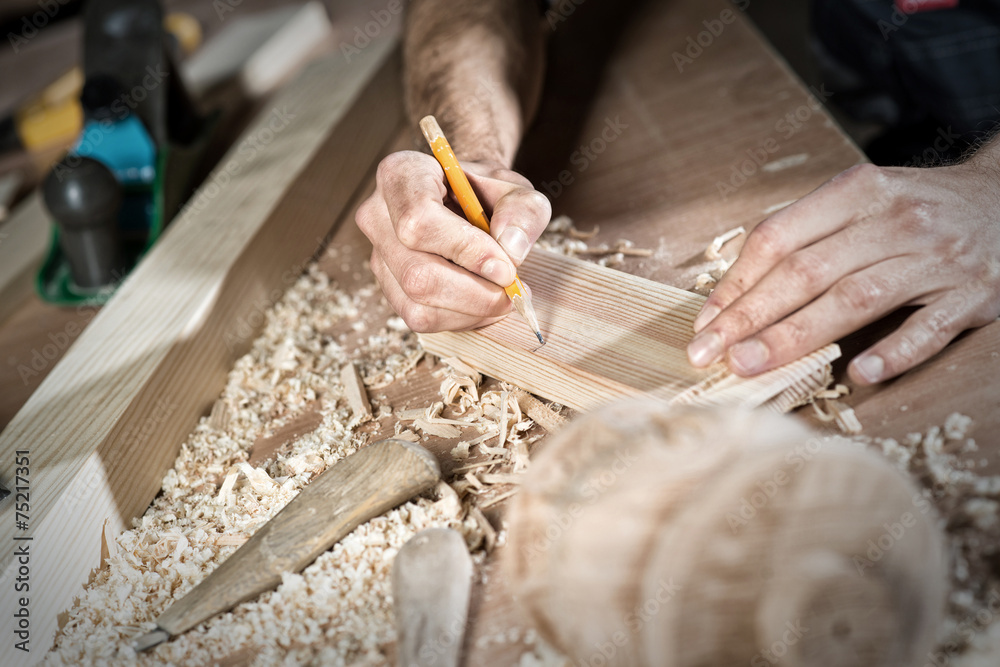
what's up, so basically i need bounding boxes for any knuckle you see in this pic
[886,334,920,371]
[400,302,436,333]
[841,162,885,188]
[375,151,414,185]
[834,275,884,313]
[717,307,760,341]
[394,202,428,249]
[746,220,786,261]
[775,319,812,349]
[399,262,437,303]
[784,252,827,292]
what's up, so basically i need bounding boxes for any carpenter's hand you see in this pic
[686,162,1000,384]
[356,151,551,332]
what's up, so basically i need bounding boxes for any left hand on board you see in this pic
[686,161,1000,385]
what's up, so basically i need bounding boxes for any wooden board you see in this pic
[421,250,839,413]
[0,35,402,662]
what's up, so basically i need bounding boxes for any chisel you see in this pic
[133,438,441,652]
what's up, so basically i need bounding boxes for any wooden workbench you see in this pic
[1,0,997,663]
[312,0,999,662]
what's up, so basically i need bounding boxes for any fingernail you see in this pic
[852,354,884,384]
[729,339,770,375]
[499,227,531,262]
[482,259,515,286]
[688,331,724,367]
[693,304,721,333]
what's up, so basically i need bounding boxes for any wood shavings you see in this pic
[809,383,863,434]
[44,264,469,666]
[247,407,324,466]
[693,225,745,295]
[535,215,652,265]
[832,412,1000,662]
[513,390,567,433]
[467,506,497,553]
[412,418,462,439]
[340,361,373,425]
[479,473,523,485]
[393,429,420,443]
[705,226,745,261]
[440,356,482,386]
[206,399,231,432]
[480,488,518,509]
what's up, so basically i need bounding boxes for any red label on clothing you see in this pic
[895,0,959,12]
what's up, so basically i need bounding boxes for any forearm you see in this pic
[403,0,545,166]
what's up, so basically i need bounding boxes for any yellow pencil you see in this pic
[419,115,545,345]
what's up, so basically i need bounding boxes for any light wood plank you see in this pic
[0,36,402,662]
[420,250,839,413]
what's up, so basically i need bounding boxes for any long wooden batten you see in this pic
[0,37,403,661]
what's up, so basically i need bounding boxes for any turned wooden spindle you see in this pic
[505,402,947,667]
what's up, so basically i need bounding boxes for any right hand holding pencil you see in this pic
[356,150,550,332]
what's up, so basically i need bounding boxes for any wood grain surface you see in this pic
[0,0,994,663]
[0,36,402,662]
[421,250,840,413]
[156,439,441,637]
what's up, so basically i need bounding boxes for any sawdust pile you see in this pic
[42,266,502,666]
[835,415,1000,664]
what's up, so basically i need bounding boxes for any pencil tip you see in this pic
[536,332,545,345]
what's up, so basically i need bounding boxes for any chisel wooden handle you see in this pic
[150,439,440,641]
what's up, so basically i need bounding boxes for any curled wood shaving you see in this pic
[467,505,497,553]
[513,390,567,433]
[479,473,523,485]
[705,226,745,261]
[479,488,518,509]
[439,356,482,386]
[810,383,863,435]
[412,418,462,439]
[536,215,651,263]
